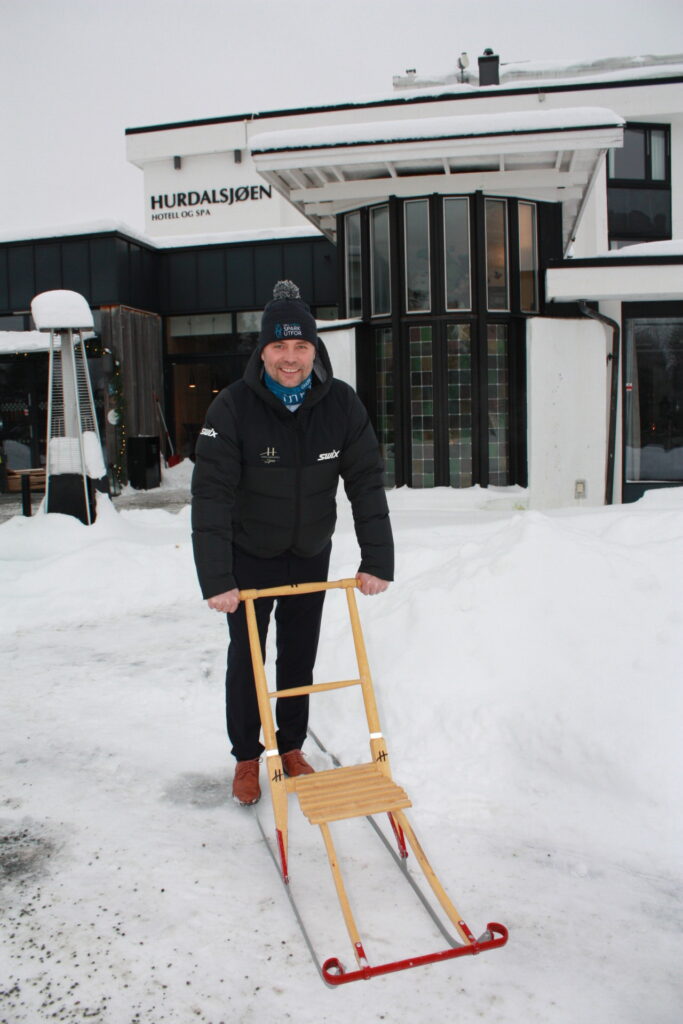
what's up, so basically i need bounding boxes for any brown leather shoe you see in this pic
[281,749,315,777]
[232,758,261,805]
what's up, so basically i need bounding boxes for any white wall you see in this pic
[669,112,683,238]
[526,318,608,508]
[319,327,356,388]
[141,150,311,237]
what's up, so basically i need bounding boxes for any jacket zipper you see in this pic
[292,420,303,550]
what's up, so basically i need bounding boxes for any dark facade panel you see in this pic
[254,245,285,306]
[283,244,314,299]
[197,249,227,310]
[8,246,35,312]
[166,250,197,313]
[34,244,62,296]
[0,232,338,318]
[312,240,338,306]
[225,246,255,308]
[89,238,119,306]
[61,241,91,301]
[0,249,9,312]
[127,243,153,310]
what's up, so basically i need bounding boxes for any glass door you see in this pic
[625,318,683,490]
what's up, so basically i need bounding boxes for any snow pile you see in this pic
[47,431,107,478]
[1,487,682,1023]
[31,290,94,331]
[0,331,55,355]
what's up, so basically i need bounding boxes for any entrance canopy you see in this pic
[251,107,624,250]
[546,240,683,302]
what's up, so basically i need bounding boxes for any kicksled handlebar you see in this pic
[239,577,359,601]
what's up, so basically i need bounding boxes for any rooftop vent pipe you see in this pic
[478,48,500,86]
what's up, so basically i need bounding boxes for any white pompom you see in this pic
[272,280,300,300]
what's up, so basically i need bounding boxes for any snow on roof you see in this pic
[0,331,54,354]
[251,106,624,153]
[0,219,322,250]
[0,219,150,247]
[126,54,683,140]
[151,224,323,248]
[393,54,683,97]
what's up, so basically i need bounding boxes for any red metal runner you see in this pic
[321,922,509,985]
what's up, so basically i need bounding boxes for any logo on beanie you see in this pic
[274,322,304,339]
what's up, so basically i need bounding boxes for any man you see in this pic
[191,281,394,806]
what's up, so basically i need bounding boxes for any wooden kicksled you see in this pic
[239,577,508,984]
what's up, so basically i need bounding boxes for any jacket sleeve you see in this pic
[338,389,394,581]
[190,392,242,599]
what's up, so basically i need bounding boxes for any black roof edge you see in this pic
[125,74,683,137]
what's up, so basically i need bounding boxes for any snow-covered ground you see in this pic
[1,466,682,1024]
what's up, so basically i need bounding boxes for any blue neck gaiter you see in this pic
[263,370,312,412]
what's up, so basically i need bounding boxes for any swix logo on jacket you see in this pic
[200,426,218,438]
[317,449,340,461]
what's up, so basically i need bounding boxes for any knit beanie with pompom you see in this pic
[257,280,319,352]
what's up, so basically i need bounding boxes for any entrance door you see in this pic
[169,354,248,458]
[624,318,683,500]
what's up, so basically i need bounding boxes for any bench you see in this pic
[6,468,46,493]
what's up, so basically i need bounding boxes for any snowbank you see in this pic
[1,486,681,1023]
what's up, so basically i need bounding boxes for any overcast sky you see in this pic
[1,0,682,237]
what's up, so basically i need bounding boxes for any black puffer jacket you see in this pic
[191,340,393,599]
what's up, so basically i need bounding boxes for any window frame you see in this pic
[607,122,671,187]
[344,210,363,319]
[484,197,510,313]
[443,196,472,313]
[370,204,391,317]
[403,198,432,314]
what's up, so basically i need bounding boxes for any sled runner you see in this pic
[240,577,508,984]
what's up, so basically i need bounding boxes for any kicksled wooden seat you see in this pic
[240,577,508,985]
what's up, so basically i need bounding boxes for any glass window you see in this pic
[608,127,647,180]
[487,325,510,485]
[650,129,667,181]
[607,125,671,247]
[408,325,434,485]
[375,327,395,486]
[314,306,338,321]
[485,198,509,311]
[370,206,391,316]
[518,202,539,313]
[625,319,683,482]
[345,211,362,318]
[235,311,260,333]
[404,200,431,313]
[167,314,233,355]
[446,324,473,487]
[607,187,671,242]
[444,198,471,311]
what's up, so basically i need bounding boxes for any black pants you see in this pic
[225,542,332,761]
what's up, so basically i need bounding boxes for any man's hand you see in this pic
[207,588,240,614]
[356,572,390,596]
